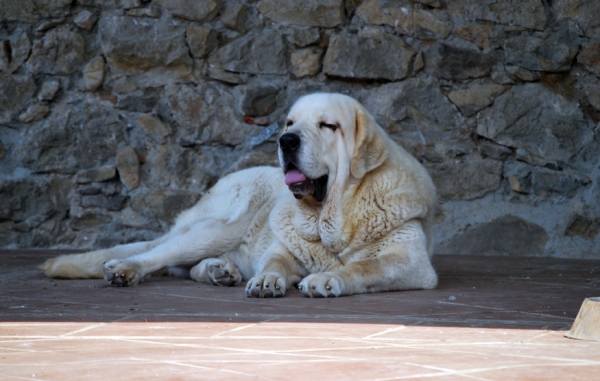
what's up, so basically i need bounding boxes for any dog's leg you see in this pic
[103,218,246,286]
[39,238,167,279]
[297,221,437,297]
[245,241,306,298]
[189,257,242,286]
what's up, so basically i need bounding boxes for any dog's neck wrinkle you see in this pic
[318,174,352,251]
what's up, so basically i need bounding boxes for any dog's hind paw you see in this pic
[103,259,142,287]
[190,258,242,286]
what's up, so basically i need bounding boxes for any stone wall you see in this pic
[1,0,599,258]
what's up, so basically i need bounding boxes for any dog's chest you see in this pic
[273,205,343,272]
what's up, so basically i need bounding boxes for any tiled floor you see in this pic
[1,250,599,380]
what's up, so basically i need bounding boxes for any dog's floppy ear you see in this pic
[351,104,388,179]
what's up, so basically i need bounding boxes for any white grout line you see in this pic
[363,325,411,339]
[210,317,279,338]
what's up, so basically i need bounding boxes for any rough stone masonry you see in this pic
[0,0,599,259]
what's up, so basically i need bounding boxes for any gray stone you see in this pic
[257,0,344,28]
[216,29,286,75]
[36,20,68,33]
[18,104,50,123]
[504,34,578,72]
[116,147,140,191]
[70,212,112,232]
[435,216,549,256]
[111,77,138,94]
[447,84,506,117]
[244,123,279,148]
[145,189,201,224]
[0,0,72,22]
[477,83,594,163]
[508,175,526,194]
[555,0,600,39]
[0,74,37,124]
[221,2,248,31]
[505,65,540,82]
[15,100,127,173]
[566,215,600,240]
[155,0,221,23]
[0,31,31,74]
[73,10,98,31]
[186,25,218,59]
[425,154,503,201]
[412,0,441,8]
[452,24,492,50]
[165,85,210,143]
[291,47,323,78]
[116,93,158,113]
[99,15,192,84]
[0,141,5,160]
[412,51,424,75]
[83,56,105,91]
[514,148,558,169]
[77,182,121,196]
[127,8,161,18]
[323,28,415,81]
[578,42,600,79]
[228,149,279,173]
[81,194,126,211]
[239,84,280,117]
[356,0,453,39]
[0,177,67,228]
[205,68,247,84]
[531,169,591,198]
[119,207,151,228]
[27,27,85,76]
[137,114,172,144]
[425,42,495,80]
[284,27,321,47]
[37,80,61,102]
[361,76,468,150]
[572,67,600,113]
[76,166,117,183]
[490,64,515,85]
[477,140,512,161]
[118,0,141,9]
[447,0,547,31]
[166,83,246,146]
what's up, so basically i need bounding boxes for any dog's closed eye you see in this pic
[319,122,338,131]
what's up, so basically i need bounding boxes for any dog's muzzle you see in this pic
[279,133,328,202]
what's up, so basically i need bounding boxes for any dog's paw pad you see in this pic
[103,259,140,287]
[245,273,286,298]
[208,262,242,287]
[298,273,342,298]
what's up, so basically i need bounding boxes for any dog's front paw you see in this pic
[298,273,343,298]
[103,259,142,287]
[245,273,287,298]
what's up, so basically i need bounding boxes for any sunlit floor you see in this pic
[2,251,599,380]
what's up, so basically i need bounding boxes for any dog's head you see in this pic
[279,93,388,202]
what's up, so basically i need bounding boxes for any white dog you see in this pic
[40,93,438,298]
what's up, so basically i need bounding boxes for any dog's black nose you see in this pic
[279,133,301,152]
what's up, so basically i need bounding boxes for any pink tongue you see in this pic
[285,169,307,186]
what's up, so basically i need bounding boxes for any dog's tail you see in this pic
[39,249,120,279]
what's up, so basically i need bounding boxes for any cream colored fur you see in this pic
[40,93,438,297]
